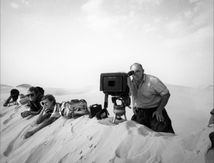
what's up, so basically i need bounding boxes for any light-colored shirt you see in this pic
[130,74,169,109]
[50,103,62,118]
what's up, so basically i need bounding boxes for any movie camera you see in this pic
[100,71,134,121]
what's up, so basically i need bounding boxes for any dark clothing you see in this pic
[3,97,13,106]
[21,101,42,118]
[36,112,52,124]
[3,96,18,107]
[131,107,174,133]
[27,101,42,113]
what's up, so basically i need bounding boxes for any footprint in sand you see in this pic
[79,155,84,160]
[58,153,69,163]
[89,136,93,141]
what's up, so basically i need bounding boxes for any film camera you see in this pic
[100,71,134,122]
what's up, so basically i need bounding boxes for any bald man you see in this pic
[127,63,174,133]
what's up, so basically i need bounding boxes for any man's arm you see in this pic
[153,93,170,122]
[24,117,58,139]
[34,117,58,132]
[127,77,138,97]
[157,93,170,112]
[35,107,47,124]
[3,96,12,106]
[30,110,42,116]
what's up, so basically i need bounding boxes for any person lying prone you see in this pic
[24,94,61,139]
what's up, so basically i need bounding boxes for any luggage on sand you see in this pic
[61,99,89,118]
[88,104,102,118]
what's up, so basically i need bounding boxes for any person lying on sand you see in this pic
[21,87,44,118]
[24,94,61,139]
[3,89,20,107]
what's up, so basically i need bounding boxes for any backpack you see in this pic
[95,108,109,120]
[88,104,102,118]
[61,99,89,118]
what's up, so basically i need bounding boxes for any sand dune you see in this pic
[16,84,32,89]
[0,105,212,163]
[0,85,213,163]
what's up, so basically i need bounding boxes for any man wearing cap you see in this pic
[127,63,174,133]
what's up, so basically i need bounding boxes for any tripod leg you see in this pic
[124,113,127,121]
[104,93,108,110]
[113,114,116,123]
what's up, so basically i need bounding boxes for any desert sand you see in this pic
[0,84,213,163]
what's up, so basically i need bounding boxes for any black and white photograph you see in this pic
[0,0,213,162]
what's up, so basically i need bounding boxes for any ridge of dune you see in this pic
[16,84,32,89]
[0,84,13,88]
[0,104,213,163]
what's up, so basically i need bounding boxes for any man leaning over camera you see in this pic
[127,63,174,133]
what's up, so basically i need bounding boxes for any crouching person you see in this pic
[24,94,61,139]
[127,63,174,133]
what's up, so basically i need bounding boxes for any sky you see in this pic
[1,0,213,89]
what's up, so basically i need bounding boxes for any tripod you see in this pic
[103,93,130,123]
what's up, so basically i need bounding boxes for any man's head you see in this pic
[130,63,144,81]
[26,87,39,102]
[35,86,44,100]
[40,94,56,109]
[10,89,20,101]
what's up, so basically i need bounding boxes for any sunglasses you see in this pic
[27,93,35,97]
[40,101,49,106]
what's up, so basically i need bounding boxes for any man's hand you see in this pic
[133,107,137,115]
[127,77,132,88]
[40,106,47,114]
[152,110,164,122]
[24,130,35,139]
[21,111,31,118]
[133,107,139,115]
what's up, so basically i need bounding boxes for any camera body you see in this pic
[100,72,129,97]
[100,72,131,109]
[100,72,131,122]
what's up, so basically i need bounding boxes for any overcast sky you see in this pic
[1,0,213,89]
